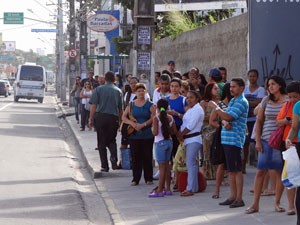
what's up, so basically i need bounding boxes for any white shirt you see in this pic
[81,90,92,104]
[181,103,204,145]
[152,88,171,105]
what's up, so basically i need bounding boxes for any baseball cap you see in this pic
[167,60,175,65]
[209,68,221,77]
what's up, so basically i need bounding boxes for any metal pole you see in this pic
[79,0,87,79]
[69,0,76,106]
[58,0,66,101]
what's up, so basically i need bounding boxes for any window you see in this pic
[20,66,44,81]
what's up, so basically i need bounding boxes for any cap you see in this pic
[209,68,221,77]
[167,60,175,65]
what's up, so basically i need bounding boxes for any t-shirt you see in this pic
[167,95,186,128]
[261,96,288,141]
[293,101,300,142]
[244,85,266,121]
[129,101,154,140]
[276,101,297,142]
[152,88,171,105]
[221,93,249,149]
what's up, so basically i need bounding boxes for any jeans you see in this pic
[185,142,201,192]
[95,113,119,170]
[257,140,283,170]
[80,104,89,129]
[155,139,173,163]
[73,97,81,121]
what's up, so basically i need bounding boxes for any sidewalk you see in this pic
[61,104,297,225]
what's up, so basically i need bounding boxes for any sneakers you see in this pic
[100,168,109,172]
[229,200,245,208]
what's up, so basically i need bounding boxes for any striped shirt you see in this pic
[261,96,288,141]
[221,93,249,148]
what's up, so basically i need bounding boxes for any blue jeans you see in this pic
[185,142,201,192]
[155,139,173,163]
[73,97,81,121]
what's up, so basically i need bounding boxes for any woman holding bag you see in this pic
[246,75,288,214]
[286,84,300,224]
[80,81,93,131]
[122,83,156,186]
[278,81,300,215]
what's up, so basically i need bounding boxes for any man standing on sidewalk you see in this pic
[208,78,249,208]
[89,71,123,172]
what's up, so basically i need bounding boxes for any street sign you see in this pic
[4,12,24,24]
[31,29,58,33]
[68,49,77,58]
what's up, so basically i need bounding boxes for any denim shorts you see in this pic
[257,140,283,170]
[223,144,242,172]
[155,139,173,163]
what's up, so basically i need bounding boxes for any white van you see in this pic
[14,64,46,103]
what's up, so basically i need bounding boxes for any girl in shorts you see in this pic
[149,98,177,197]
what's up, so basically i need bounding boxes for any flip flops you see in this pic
[181,190,194,197]
[245,207,259,214]
[275,205,286,213]
[148,192,164,198]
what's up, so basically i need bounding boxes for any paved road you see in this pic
[62,100,298,225]
[0,93,109,225]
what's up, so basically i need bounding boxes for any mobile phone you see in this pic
[286,117,291,121]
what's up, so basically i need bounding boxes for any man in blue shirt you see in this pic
[208,78,249,209]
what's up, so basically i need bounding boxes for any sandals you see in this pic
[287,209,296,215]
[212,194,219,199]
[261,190,275,196]
[245,207,259,214]
[148,192,164,198]
[275,205,286,213]
[181,190,194,197]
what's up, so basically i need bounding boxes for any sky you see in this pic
[0,0,64,55]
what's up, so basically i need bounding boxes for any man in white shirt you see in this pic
[152,74,171,105]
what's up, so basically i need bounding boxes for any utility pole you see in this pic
[79,0,88,79]
[68,0,76,106]
[133,0,155,93]
[57,0,66,101]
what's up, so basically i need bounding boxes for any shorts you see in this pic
[155,139,173,163]
[223,144,242,172]
[245,121,255,144]
[257,140,283,170]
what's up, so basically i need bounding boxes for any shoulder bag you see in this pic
[268,101,289,150]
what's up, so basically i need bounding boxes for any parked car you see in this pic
[1,80,13,95]
[0,80,9,97]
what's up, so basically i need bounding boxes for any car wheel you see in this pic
[14,96,19,102]
[38,98,43,103]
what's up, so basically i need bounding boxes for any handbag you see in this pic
[121,102,137,136]
[282,146,300,188]
[210,125,224,165]
[268,102,289,150]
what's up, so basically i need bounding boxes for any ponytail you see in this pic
[157,99,171,139]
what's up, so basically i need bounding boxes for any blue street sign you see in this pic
[31,29,58,33]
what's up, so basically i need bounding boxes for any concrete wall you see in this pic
[154,13,248,81]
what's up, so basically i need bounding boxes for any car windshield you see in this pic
[20,66,44,81]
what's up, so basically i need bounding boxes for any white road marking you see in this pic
[0,103,13,111]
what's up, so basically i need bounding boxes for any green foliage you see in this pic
[87,59,95,71]
[156,9,234,40]
[112,35,133,55]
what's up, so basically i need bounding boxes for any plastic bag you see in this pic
[281,146,300,188]
[173,143,187,173]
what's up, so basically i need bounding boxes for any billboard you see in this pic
[2,41,16,52]
[249,1,300,85]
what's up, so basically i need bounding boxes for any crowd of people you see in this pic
[71,61,300,224]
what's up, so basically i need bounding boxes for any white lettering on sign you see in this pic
[87,14,119,32]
